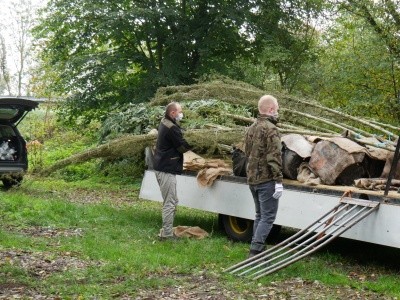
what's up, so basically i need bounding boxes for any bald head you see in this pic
[258,95,279,116]
[165,102,183,119]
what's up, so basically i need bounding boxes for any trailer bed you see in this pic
[140,170,400,249]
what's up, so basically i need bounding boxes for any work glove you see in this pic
[272,183,283,199]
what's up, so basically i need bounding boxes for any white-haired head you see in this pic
[258,95,279,117]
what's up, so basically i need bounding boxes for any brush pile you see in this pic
[42,77,399,190]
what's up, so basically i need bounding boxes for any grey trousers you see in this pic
[249,181,279,252]
[155,171,178,237]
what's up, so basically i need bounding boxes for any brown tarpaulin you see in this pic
[354,178,400,191]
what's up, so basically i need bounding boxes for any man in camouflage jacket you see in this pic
[244,95,283,257]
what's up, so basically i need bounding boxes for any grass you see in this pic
[1,176,400,299]
[1,109,399,298]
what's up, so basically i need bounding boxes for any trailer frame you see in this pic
[139,169,400,249]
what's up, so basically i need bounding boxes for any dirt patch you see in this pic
[18,185,140,207]
[5,225,83,238]
[131,273,394,300]
[0,250,100,278]
[57,187,138,206]
[0,283,53,300]
[0,250,102,299]
[0,274,394,300]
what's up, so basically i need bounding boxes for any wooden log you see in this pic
[224,113,255,124]
[40,129,246,176]
[366,119,400,133]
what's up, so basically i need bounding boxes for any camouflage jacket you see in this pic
[244,114,283,185]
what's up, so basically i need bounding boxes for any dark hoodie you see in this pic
[153,116,191,174]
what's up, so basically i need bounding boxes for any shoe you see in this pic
[248,249,269,266]
[158,234,179,242]
[248,249,262,259]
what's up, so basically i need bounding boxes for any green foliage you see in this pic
[97,157,145,182]
[99,103,164,141]
[297,13,400,124]
[337,0,400,59]
[99,99,253,142]
[56,162,96,182]
[17,105,57,172]
[32,0,324,123]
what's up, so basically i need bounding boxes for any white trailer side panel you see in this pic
[140,170,400,249]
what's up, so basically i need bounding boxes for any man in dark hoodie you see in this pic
[153,102,191,240]
[244,95,283,257]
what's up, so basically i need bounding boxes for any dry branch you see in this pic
[367,119,400,132]
[150,79,398,140]
[40,134,158,176]
[40,129,246,176]
[224,113,255,124]
[283,95,398,140]
[279,129,341,137]
[282,108,364,137]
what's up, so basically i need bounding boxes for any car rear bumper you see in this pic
[0,165,26,174]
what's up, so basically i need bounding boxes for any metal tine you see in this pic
[226,203,351,274]
[253,230,342,279]
[248,205,368,276]
[224,202,347,273]
[251,204,378,280]
[252,205,378,280]
[233,247,288,276]
[232,204,356,276]
[238,204,362,277]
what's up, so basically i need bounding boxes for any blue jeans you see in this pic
[249,181,279,252]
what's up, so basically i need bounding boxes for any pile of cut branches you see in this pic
[41,78,399,176]
[152,78,399,144]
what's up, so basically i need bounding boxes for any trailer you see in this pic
[140,171,400,248]
[140,139,400,250]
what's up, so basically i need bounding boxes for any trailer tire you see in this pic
[219,214,253,242]
[219,214,282,243]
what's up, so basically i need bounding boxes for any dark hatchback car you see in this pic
[0,97,39,187]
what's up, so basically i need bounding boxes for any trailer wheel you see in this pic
[219,214,282,243]
[219,214,253,242]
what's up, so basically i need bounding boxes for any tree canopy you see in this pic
[33,0,323,121]
[299,1,400,124]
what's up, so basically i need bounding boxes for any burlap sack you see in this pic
[297,162,321,186]
[173,226,209,239]
[354,178,400,191]
[197,167,232,187]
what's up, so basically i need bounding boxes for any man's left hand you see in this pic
[273,183,283,199]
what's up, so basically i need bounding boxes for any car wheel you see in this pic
[2,176,23,188]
